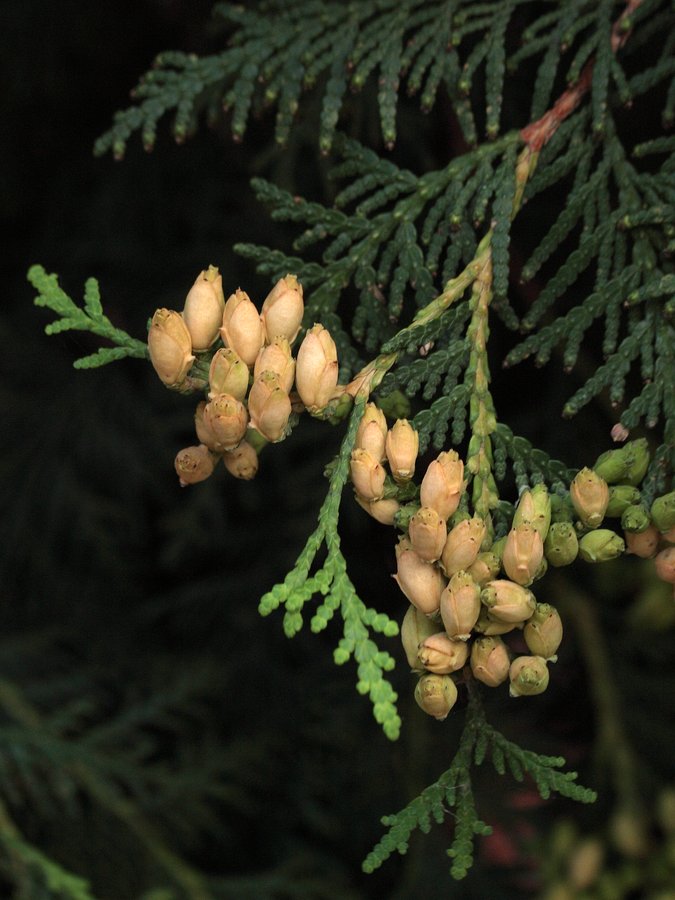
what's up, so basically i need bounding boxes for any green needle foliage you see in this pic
[21,0,675,892]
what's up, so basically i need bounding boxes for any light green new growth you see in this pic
[28,265,148,369]
[363,685,596,880]
[259,397,402,741]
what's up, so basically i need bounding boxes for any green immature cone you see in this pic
[524,603,563,661]
[400,605,442,671]
[481,580,537,624]
[544,522,579,567]
[508,655,549,697]
[651,491,675,532]
[470,636,510,687]
[606,484,641,517]
[513,484,551,540]
[550,492,575,524]
[578,529,625,563]
[593,438,650,485]
[208,348,249,401]
[570,468,610,528]
[440,571,481,641]
[620,504,651,534]
[414,673,458,721]
[417,632,469,674]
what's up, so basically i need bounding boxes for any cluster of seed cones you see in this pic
[146,268,342,485]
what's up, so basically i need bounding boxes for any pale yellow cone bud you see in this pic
[440,571,481,640]
[420,451,465,521]
[350,449,386,501]
[253,337,295,393]
[222,440,259,480]
[610,808,649,858]
[356,403,388,461]
[182,265,225,351]
[174,444,216,486]
[470,636,510,687]
[261,274,304,344]
[625,524,660,559]
[502,525,544,586]
[481,580,537,623]
[508,655,549,697]
[474,607,520,636]
[393,539,445,615]
[570,467,610,528]
[408,506,447,563]
[655,546,675,584]
[248,371,292,443]
[567,838,604,891]
[194,401,218,450]
[524,603,563,661]
[355,495,400,525]
[220,288,264,366]
[148,308,195,387]
[414,673,458,720]
[418,632,469,674]
[208,347,249,401]
[440,516,486,576]
[385,419,419,483]
[295,323,339,412]
[400,605,442,670]
[203,393,248,451]
[467,551,501,586]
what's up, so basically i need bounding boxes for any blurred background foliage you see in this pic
[3,0,674,897]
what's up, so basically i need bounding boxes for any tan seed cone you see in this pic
[502,525,544,586]
[208,348,249,401]
[253,337,295,393]
[567,838,605,891]
[356,403,388,461]
[203,393,248,451]
[508,655,549,697]
[570,467,610,528]
[295,323,339,412]
[408,506,447,563]
[400,605,442,670]
[467,551,501,585]
[418,632,469,674]
[393,540,445,615]
[350,449,386,501]
[441,516,486,576]
[194,400,218,451]
[662,525,675,544]
[385,419,419,483]
[174,444,216,487]
[655,546,675,584]
[625,525,660,559]
[470,636,510,687]
[220,288,264,366]
[355,495,399,526]
[523,603,563,660]
[182,265,225,351]
[474,607,519,636]
[440,571,481,640]
[248,371,292,443]
[414,673,458,720]
[481,580,536,623]
[222,441,259,480]
[420,451,465,520]
[148,308,195,387]
[261,274,304,344]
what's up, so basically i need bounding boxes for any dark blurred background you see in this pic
[2,1,674,898]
